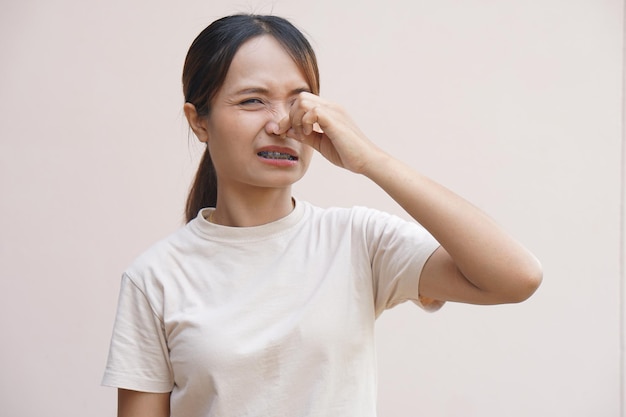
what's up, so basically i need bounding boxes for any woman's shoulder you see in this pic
[300,200,395,225]
[301,200,431,243]
[123,223,198,282]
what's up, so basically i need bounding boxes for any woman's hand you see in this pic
[274,93,541,305]
[271,92,383,174]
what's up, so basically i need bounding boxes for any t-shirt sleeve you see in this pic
[362,209,444,317]
[102,273,174,393]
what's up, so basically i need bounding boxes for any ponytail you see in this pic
[185,147,217,222]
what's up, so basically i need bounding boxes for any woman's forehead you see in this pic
[220,36,310,94]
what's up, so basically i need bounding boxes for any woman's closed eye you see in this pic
[239,98,265,107]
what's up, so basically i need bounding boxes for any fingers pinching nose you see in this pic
[277,127,289,140]
[265,121,281,136]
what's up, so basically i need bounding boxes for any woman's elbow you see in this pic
[504,260,543,303]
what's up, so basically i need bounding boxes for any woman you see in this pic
[103,14,542,417]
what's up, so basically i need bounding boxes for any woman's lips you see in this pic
[256,146,299,166]
[257,151,297,161]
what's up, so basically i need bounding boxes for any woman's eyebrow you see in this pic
[233,86,311,96]
[233,87,269,96]
[292,87,311,94]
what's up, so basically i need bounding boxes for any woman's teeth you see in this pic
[258,151,297,161]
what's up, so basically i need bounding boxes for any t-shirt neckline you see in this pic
[188,198,306,242]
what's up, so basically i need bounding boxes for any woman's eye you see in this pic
[240,98,264,106]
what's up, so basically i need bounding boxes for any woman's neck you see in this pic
[211,186,295,227]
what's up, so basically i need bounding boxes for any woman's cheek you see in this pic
[300,146,315,168]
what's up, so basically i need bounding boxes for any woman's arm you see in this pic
[118,389,170,417]
[274,93,542,305]
[362,151,542,304]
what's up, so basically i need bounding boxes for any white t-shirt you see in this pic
[102,200,442,417]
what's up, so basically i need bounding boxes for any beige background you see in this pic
[1,0,623,416]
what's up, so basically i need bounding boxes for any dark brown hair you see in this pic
[182,14,320,222]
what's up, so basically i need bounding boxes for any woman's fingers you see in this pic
[272,115,291,137]
[271,92,377,172]
[288,94,316,138]
[300,106,321,136]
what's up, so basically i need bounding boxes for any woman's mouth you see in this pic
[257,151,298,161]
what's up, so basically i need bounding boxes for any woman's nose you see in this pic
[273,101,291,121]
[265,102,291,136]
[264,119,281,136]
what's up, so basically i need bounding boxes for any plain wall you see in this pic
[0,0,623,416]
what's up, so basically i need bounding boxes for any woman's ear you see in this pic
[183,102,209,143]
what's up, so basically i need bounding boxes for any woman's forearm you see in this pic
[363,150,542,303]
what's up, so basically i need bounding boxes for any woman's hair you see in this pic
[182,14,320,222]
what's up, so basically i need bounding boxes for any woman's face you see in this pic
[204,35,314,195]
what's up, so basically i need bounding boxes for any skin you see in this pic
[118,389,169,417]
[120,34,543,416]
